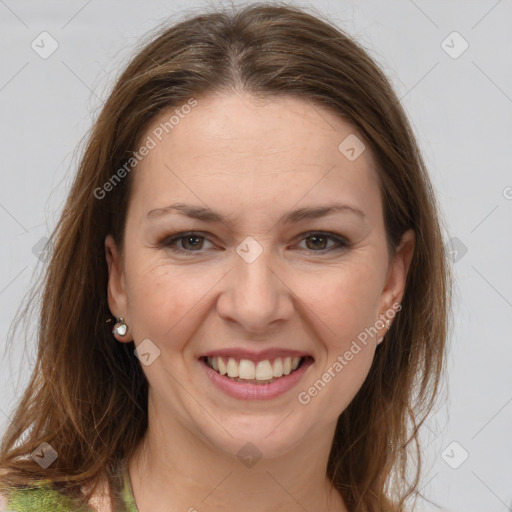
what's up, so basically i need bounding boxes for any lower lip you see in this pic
[199,357,314,400]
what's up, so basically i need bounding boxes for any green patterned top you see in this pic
[3,461,138,512]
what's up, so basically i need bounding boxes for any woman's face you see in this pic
[106,92,414,459]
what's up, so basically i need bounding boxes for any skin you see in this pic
[105,91,414,512]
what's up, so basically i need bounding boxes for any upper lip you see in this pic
[200,348,312,363]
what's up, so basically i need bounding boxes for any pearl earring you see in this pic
[112,317,128,337]
[377,319,392,345]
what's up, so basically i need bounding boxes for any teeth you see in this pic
[239,359,256,379]
[206,356,304,381]
[255,360,273,380]
[227,357,238,378]
[283,357,292,375]
[218,357,227,375]
[272,358,283,377]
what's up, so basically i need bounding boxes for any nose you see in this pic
[216,244,294,335]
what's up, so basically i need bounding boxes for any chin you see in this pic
[195,413,309,461]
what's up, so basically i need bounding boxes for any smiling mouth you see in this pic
[201,356,311,384]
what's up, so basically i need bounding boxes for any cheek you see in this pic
[318,344,375,414]
[302,259,384,343]
[123,255,225,347]
[123,259,191,341]
[300,265,381,412]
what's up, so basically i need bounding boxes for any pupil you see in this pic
[307,235,326,250]
[184,236,201,249]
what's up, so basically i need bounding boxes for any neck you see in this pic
[127,399,348,511]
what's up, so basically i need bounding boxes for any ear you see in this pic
[376,229,415,342]
[105,234,131,342]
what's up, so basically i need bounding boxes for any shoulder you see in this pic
[0,469,93,512]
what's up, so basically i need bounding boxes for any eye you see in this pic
[159,230,349,255]
[295,231,349,252]
[160,232,214,253]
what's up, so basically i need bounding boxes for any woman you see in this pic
[0,3,451,511]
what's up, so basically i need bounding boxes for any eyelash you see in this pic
[159,231,349,255]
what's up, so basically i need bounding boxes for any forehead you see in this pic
[128,92,382,226]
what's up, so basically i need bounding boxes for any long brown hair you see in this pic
[0,3,451,511]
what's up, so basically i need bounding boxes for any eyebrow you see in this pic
[147,201,366,224]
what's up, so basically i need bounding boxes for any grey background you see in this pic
[1,1,511,510]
